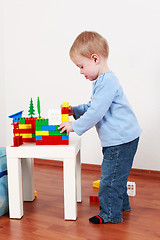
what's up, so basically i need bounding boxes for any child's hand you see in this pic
[58,122,74,135]
[68,106,75,116]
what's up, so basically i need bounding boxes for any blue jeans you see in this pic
[98,137,139,223]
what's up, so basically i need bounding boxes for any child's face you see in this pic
[71,55,100,81]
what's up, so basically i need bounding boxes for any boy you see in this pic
[59,31,141,224]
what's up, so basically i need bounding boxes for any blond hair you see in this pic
[70,31,109,59]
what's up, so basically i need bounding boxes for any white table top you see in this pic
[7,133,81,159]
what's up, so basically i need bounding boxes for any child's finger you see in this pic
[58,122,66,129]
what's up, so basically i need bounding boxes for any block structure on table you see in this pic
[9,101,69,146]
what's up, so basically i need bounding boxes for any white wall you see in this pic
[2,0,160,170]
[0,0,7,147]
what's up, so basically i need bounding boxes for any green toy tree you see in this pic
[37,97,41,118]
[28,98,35,118]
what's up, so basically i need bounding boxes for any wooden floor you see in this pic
[1,164,160,240]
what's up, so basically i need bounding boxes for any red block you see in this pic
[25,117,37,124]
[36,135,69,145]
[61,107,69,114]
[90,195,99,203]
[25,117,37,130]
[13,129,35,134]
[13,136,23,147]
[22,138,35,142]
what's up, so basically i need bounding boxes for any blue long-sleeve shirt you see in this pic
[72,71,141,147]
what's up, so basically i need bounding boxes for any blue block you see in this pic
[36,136,42,141]
[62,135,69,140]
[8,111,24,122]
[42,125,55,131]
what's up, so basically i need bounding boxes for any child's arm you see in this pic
[73,101,91,119]
[71,77,119,136]
[59,102,91,134]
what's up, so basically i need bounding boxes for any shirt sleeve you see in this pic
[72,77,119,136]
[73,101,91,120]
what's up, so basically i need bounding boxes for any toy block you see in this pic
[19,133,33,138]
[22,138,35,142]
[43,135,62,141]
[61,107,69,114]
[62,102,69,107]
[13,136,23,147]
[93,180,100,188]
[13,128,35,134]
[25,117,37,122]
[62,135,69,140]
[36,119,48,126]
[35,125,42,131]
[42,125,55,131]
[18,117,25,124]
[90,195,99,203]
[36,135,42,141]
[35,135,69,145]
[49,130,67,136]
[127,181,136,196]
[19,124,32,129]
[62,114,69,122]
[36,139,69,145]
[48,109,61,125]
[35,131,49,136]
[35,190,37,198]
[9,111,24,122]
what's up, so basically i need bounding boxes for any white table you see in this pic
[6,134,81,220]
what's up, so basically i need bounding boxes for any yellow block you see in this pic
[15,133,32,138]
[62,114,69,122]
[62,102,69,107]
[35,190,37,197]
[35,131,49,136]
[93,180,100,188]
[19,124,32,129]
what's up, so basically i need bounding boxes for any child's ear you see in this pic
[91,54,100,64]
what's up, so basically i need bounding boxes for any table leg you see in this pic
[22,158,35,201]
[76,150,81,203]
[7,157,23,219]
[63,156,77,220]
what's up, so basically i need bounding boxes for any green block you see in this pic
[19,117,25,124]
[49,131,67,136]
[35,125,42,131]
[36,118,49,126]
[32,133,35,138]
[49,125,67,136]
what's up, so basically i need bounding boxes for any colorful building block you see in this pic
[61,107,69,114]
[35,131,49,136]
[90,195,99,203]
[8,111,24,123]
[62,102,69,107]
[36,136,42,141]
[13,136,23,147]
[127,181,136,196]
[19,124,32,129]
[93,180,100,188]
[48,109,62,125]
[62,114,69,122]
